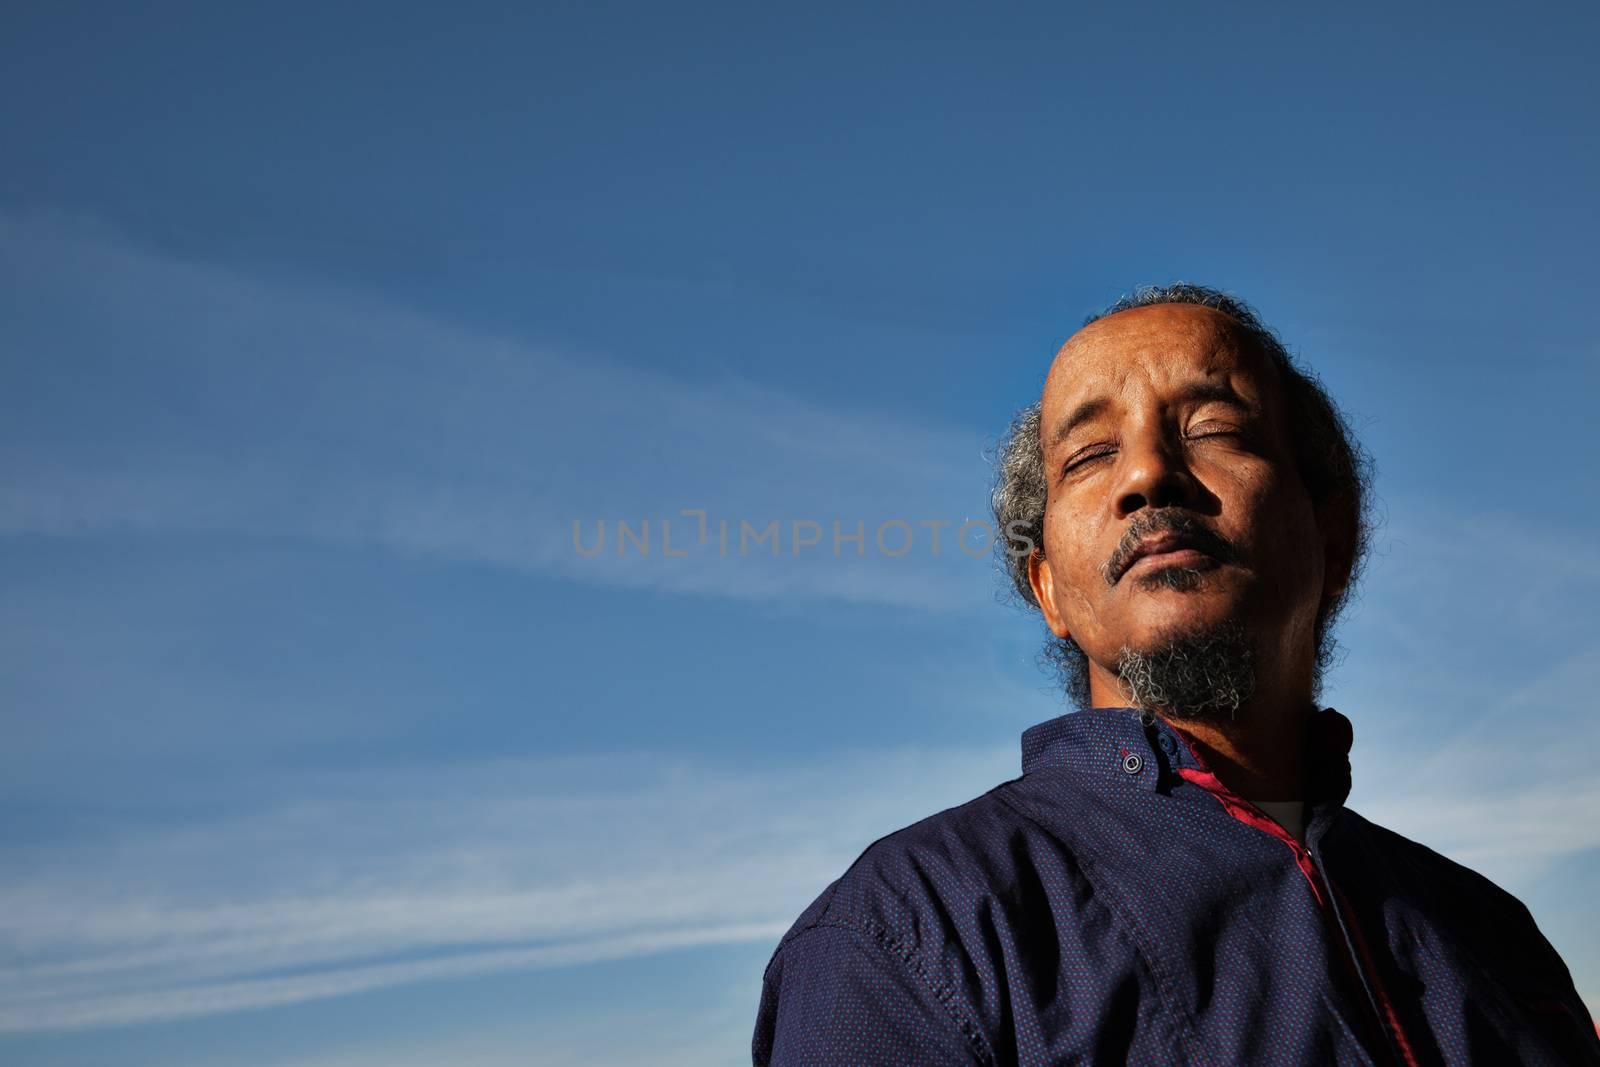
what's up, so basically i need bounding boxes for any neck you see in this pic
[1163,698,1312,801]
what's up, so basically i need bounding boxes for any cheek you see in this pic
[1242,482,1325,592]
[1218,459,1296,536]
[1043,511,1106,619]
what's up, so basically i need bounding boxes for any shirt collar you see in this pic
[1020,704,1355,804]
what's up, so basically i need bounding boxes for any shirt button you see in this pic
[1122,753,1144,774]
[1157,733,1178,756]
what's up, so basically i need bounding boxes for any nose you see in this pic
[1114,428,1199,519]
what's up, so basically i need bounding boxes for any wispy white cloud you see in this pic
[0,744,1013,1032]
[1353,639,1600,886]
[250,977,761,1067]
[0,212,1000,611]
[1,923,783,1033]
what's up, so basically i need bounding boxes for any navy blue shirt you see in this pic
[752,707,1599,1065]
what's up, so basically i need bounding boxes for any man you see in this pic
[751,285,1598,1065]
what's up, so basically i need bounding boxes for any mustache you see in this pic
[1102,509,1241,586]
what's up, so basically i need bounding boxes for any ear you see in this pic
[1027,549,1073,639]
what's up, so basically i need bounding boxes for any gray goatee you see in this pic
[1115,619,1257,719]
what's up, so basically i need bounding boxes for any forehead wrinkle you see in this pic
[1045,350,1257,450]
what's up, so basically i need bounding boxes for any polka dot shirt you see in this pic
[752,706,1599,1066]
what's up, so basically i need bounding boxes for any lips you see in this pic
[1118,533,1215,581]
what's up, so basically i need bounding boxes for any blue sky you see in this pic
[2,2,1597,1063]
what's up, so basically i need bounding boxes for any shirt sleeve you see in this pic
[752,920,987,1067]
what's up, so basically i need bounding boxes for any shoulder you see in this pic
[1333,807,1577,984]
[1336,808,1599,1055]
[755,780,1052,1066]
[1337,808,1536,920]
[768,777,1047,958]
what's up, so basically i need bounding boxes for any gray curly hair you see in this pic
[990,283,1375,707]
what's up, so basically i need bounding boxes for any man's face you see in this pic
[1027,303,1347,706]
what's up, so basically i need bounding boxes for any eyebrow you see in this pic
[1046,380,1257,450]
[1047,397,1110,450]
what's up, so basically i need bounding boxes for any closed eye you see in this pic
[1061,446,1116,477]
[1186,423,1245,441]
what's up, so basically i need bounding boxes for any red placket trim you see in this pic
[1329,881,1425,1067]
[1170,736,1422,1067]
[1175,763,1324,906]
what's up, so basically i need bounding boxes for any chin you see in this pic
[1123,595,1242,649]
